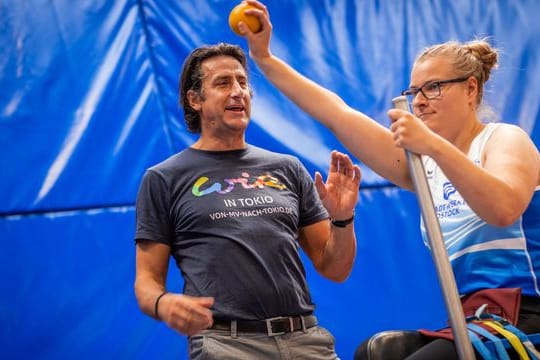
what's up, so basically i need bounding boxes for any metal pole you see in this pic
[392,96,475,360]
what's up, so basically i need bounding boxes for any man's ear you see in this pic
[187,89,201,111]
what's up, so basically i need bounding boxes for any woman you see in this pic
[238,1,540,358]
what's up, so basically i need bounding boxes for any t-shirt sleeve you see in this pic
[134,169,173,245]
[293,159,329,227]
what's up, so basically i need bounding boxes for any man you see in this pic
[134,43,360,359]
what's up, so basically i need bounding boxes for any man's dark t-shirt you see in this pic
[135,145,329,320]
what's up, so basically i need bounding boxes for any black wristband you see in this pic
[331,213,355,228]
[154,291,168,320]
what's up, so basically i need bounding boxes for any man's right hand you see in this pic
[158,293,215,336]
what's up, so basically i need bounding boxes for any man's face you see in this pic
[190,55,252,136]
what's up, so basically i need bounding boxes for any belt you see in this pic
[210,314,318,336]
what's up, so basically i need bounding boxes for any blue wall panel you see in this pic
[1,0,539,359]
[0,0,171,214]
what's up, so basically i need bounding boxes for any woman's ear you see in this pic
[467,76,479,100]
[187,89,201,111]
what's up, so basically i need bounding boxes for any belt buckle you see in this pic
[265,316,294,336]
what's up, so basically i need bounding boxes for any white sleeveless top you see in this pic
[420,122,540,297]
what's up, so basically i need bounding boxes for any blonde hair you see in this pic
[415,38,499,106]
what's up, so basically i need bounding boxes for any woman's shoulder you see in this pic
[484,122,532,141]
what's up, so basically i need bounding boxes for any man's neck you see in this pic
[191,137,247,151]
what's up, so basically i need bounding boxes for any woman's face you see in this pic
[408,56,476,137]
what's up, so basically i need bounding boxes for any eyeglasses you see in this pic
[401,76,470,100]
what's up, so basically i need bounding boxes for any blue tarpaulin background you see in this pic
[1,0,539,359]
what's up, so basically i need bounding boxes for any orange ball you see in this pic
[228,3,262,36]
